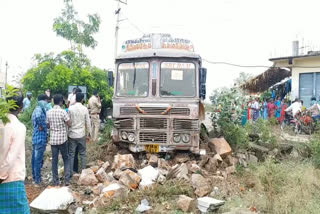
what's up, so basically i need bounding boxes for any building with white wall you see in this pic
[270,52,320,107]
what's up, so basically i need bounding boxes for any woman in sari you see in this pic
[268,99,276,118]
[263,98,268,120]
[275,96,282,122]
[280,100,288,124]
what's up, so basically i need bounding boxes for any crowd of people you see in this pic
[242,95,320,125]
[0,88,102,213]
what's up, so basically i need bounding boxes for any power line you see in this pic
[203,58,320,69]
[126,18,144,35]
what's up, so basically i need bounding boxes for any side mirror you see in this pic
[200,68,207,99]
[108,71,114,87]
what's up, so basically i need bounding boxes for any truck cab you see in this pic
[112,34,207,153]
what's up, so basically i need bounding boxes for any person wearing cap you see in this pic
[88,90,102,142]
[23,92,32,111]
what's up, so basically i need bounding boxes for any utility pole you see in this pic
[114,0,127,59]
[5,61,8,90]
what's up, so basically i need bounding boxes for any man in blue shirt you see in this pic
[31,94,48,185]
[23,92,32,111]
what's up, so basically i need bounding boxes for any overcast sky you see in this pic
[1,0,320,95]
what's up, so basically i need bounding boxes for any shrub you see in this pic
[222,122,249,149]
[245,118,278,148]
[19,99,37,131]
[0,86,19,124]
[310,134,320,168]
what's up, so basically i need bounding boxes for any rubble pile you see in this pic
[31,137,250,213]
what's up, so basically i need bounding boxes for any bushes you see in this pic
[245,119,278,148]
[221,122,248,149]
[310,134,320,168]
[19,99,37,131]
[209,87,249,147]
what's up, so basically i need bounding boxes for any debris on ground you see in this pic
[112,154,136,169]
[148,154,158,167]
[30,186,74,212]
[78,168,99,186]
[135,199,151,213]
[209,137,232,157]
[138,165,159,189]
[102,183,128,199]
[95,167,109,183]
[174,153,191,163]
[119,169,141,190]
[197,196,225,213]
[167,163,189,180]
[75,207,83,214]
[177,195,195,212]
[191,174,212,197]
[29,136,243,212]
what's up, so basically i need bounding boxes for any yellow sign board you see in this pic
[145,144,159,153]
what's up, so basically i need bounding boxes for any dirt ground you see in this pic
[25,183,45,203]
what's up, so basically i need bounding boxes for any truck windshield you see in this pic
[160,62,196,97]
[116,62,149,97]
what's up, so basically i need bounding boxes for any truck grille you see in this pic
[120,107,190,116]
[170,108,190,115]
[120,107,138,115]
[173,119,199,131]
[140,118,167,129]
[139,132,167,143]
[114,118,134,129]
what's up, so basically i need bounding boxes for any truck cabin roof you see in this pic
[115,34,201,62]
[116,49,201,61]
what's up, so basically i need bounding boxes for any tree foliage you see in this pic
[53,0,101,50]
[21,51,113,106]
[0,86,19,124]
[233,72,253,86]
[209,87,249,148]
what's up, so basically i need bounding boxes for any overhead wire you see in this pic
[125,17,145,35]
[203,58,320,69]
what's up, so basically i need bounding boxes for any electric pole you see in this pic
[5,61,8,90]
[114,0,127,59]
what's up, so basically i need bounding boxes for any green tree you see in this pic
[0,86,19,124]
[234,72,253,86]
[53,0,101,52]
[21,51,113,106]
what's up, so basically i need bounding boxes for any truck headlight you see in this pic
[173,134,181,143]
[121,131,128,140]
[182,134,190,143]
[128,133,135,142]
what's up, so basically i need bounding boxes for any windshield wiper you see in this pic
[133,62,136,88]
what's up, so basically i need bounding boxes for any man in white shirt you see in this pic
[68,93,91,176]
[68,88,81,107]
[285,99,302,118]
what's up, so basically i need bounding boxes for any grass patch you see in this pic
[222,159,320,214]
